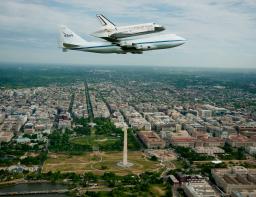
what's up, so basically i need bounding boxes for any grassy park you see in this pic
[70,135,120,150]
[43,151,161,175]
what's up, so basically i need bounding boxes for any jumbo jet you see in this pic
[59,25,186,54]
[92,14,165,41]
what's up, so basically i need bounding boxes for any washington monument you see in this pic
[117,128,133,168]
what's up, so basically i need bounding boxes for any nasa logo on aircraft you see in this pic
[63,32,73,38]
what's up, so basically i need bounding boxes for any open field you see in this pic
[149,185,166,197]
[70,136,118,147]
[43,151,161,175]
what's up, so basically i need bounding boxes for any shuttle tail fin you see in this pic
[58,25,87,50]
[96,14,115,28]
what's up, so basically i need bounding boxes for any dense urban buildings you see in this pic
[0,65,255,196]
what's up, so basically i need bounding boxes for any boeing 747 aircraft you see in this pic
[59,25,186,54]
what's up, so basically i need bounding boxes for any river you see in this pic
[0,183,69,196]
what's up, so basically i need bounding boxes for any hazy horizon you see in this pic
[1,62,256,73]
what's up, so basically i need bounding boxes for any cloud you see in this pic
[0,0,255,68]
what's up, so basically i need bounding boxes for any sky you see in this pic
[0,0,255,68]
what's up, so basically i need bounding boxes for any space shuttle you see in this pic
[58,14,186,54]
[92,14,165,41]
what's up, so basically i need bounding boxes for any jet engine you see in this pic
[119,41,136,48]
[134,44,154,50]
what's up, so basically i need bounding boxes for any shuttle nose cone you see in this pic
[154,25,165,32]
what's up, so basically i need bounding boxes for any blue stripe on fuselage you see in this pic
[71,45,114,50]
[71,40,184,50]
[136,40,184,45]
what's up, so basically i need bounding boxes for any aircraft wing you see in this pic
[95,34,144,54]
[100,37,119,42]
[118,42,143,54]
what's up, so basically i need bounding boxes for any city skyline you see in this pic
[0,0,256,68]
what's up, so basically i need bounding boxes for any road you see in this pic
[84,81,94,121]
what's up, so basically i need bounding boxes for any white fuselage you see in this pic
[70,34,186,54]
[92,23,165,39]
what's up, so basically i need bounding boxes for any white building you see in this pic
[199,110,212,118]
[183,179,218,197]
[246,146,256,155]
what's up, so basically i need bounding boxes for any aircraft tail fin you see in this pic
[58,25,87,50]
[96,14,115,28]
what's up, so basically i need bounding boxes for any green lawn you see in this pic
[172,159,188,169]
[70,135,119,146]
[43,151,161,175]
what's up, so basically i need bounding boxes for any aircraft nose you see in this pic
[173,36,186,46]
[177,36,186,44]
[178,36,186,41]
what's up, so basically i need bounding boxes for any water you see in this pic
[0,183,69,196]
[8,194,68,197]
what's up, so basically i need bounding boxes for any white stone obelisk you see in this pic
[117,127,133,168]
[123,128,128,166]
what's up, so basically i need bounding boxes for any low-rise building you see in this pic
[176,173,205,184]
[195,137,225,148]
[231,190,256,197]
[0,113,5,124]
[194,147,224,155]
[246,146,256,155]
[226,134,256,148]
[199,109,212,118]
[0,131,14,142]
[7,164,39,173]
[144,112,175,131]
[146,149,176,161]
[16,136,31,144]
[183,179,218,197]
[169,175,179,187]
[212,166,256,194]
[239,126,256,137]
[169,130,196,147]
[122,106,151,130]
[138,131,165,149]
[24,122,34,134]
